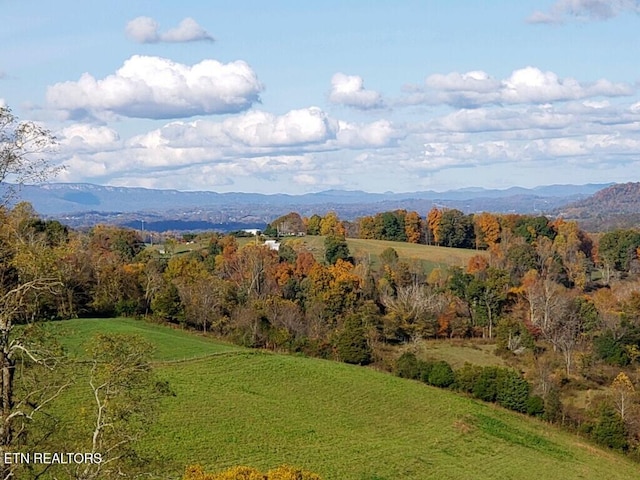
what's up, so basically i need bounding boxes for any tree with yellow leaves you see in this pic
[474,212,501,249]
[319,211,345,236]
[611,372,636,421]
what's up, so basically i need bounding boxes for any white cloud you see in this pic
[223,107,337,147]
[59,124,121,152]
[408,67,633,108]
[46,55,263,119]
[125,16,214,43]
[335,119,398,147]
[527,0,640,24]
[125,17,160,43]
[329,73,383,109]
[434,107,573,133]
[55,108,398,187]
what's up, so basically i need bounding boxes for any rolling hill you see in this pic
[48,318,640,480]
[558,182,640,231]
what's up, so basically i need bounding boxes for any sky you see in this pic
[2,0,640,194]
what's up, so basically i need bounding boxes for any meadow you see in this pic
[277,236,484,273]
[51,318,640,480]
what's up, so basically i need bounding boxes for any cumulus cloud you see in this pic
[527,0,640,24]
[222,108,337,147]
[59,124,121,152]
[335,120,398,147]
[329,73,384,109]
[125,16,214,43]
[55,107,399,188]
[128,107,398,155]
[406,66,633,108]
[46,55,263,119]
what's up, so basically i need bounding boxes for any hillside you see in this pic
[50,318,639,480]
[558,182,640,230]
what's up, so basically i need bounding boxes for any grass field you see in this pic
[56,317,240,361]
[48,318,639,480]
[411,340,506,369]
[280,236,484,272]
[161,234,483,273]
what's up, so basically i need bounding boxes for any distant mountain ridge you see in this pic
[559,182,640,217]
[4,182,611,215]
[0,182,614,232]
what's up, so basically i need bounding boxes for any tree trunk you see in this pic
[0,323,15,480]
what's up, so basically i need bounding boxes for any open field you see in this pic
[280,236,485,272]
[56,317,240,361]
[155,235,484,272]
[48,318,639,480]
[411,340,506,369]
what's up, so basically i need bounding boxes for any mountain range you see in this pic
[1,182,620,232]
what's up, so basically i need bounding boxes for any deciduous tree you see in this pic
[0,106,60,205]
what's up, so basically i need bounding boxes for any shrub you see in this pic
[543,388,563,424]
[496,369,531,413]
[427,361,455,388]
[472,367,500,403]
[335,315,372,365]
[395,352,419,379]
[526,395,545,417]
[591,405,628,451]
[454,363,483,393]
[417,360,435,384]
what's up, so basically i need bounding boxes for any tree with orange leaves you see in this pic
[404,211,423,244]
[426,207,442,245]
[474,212,501,249]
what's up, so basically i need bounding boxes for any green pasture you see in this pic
[46,318,639,480]
[55,317,239,361]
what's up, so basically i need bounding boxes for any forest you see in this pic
[3,198,640,475]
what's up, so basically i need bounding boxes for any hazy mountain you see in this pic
[1,182,613,232]
[3,182,609,214]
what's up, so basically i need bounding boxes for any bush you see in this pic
[526,395,545,417]
[473,367,500,403]
[454,363,483,393]
[543,388,563,424]
[335,315,372,365]
[417,360,435,384]
[395,352,419,379]
[496,369,531,413]
[591,405,628,451]
[427,361,455,388]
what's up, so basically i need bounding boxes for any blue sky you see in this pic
[2,0,640,194]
